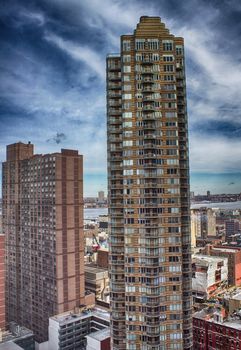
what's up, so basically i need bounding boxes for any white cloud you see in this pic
[44,32,105,79]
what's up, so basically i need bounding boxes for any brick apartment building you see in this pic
[2,142,85,342]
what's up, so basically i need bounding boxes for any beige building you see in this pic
[85,265,109,302]
[2,142,85,343]
[107,16,192,350]
[192,255,228,301]
[191,208,216,242]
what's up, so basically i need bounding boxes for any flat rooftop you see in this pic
[194,308,241,331]
[51,307,110,325]
[85,264,108,274]
[213,247,239,253]
[86,327,110,341]
[192,254,227,263]
[0,343,23,350]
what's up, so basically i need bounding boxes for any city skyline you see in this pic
[1,0,241,196]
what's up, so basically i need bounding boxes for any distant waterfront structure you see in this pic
[98,191,105,203]
[107,16,192,349]
[2,142,85,343]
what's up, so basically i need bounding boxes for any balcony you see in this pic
[108,65,121,72]
[143,105,156,112]
[142,77,155,84]
[108,83,121,89]
[143,96,155,103]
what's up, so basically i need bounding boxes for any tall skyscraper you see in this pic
[107,17,192,349]
[2,142,85,342]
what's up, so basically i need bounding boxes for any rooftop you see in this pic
[193,254,227,264]
[194,307,241,331]
[86,327,110,341]
[51,307,110,325]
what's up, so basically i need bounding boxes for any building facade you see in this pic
[107,16,192,349]
[193,307,241,350]
[0,234,5,331]
[202,245,241,287]
[48,307,110,350]
[225,219,240,242]
[192,255,228,302]
[2,142,85,342]
[191,208,216,241]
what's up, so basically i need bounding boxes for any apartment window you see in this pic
[122,40,131,51]
[163,84,176,90]
[123,75,131,81]
[123,85,132,91]
[123,66,131,73]
[176,45,183,55]
[123,112,132,119]
[170,332,182,340]
[135,53,144,61]
[123,169,133,175]
[123,102,132,109]
[123,94,132,99]
[135,39,145,50]
[166,112,177,118]
[147,38,159,50]
[163,40,173,51]
[123,140,133,147]
[163,55,174,62]
[164,75,175,81]
[123,131,133,137]
[123,55,131,62]
[164,65,174,72]
[123,159,133,166]
[153,64,160,72]
[153,53,159,61]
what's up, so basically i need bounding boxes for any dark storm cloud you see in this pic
[0,0,241,193]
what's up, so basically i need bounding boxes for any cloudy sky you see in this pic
[1,0,241,196]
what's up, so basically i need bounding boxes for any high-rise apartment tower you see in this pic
[107,17,192,349]
[2,142,85,342]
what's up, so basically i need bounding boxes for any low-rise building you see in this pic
[192,255,228,301]
[202,245,241,286]
[86,328,110,350]
[0,322,34,350]
[48,307,110,350]
[193,306,241,350]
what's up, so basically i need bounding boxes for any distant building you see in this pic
[85,265,109,302]
[192,255,228,301]
[2,142,85,343]
[96,249,109,270]
[226,219,240,241]
[202,245,241,286]
[190,191,195,200]
[191,208,216,243]
[193,306,241,350]
[98,191,105,203]
[48,307,110,350]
